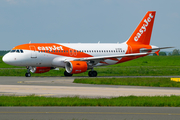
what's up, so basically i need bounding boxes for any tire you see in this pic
[25,73,31,77]
[88,71,97,77]
[64,71,73,77]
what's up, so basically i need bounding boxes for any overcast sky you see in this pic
[0,0,179,50]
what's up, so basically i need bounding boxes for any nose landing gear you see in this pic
[25,67,31,77]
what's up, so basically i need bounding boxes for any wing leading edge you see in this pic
[73,52,152,61]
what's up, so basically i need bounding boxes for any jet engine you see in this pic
[30,67,51,73]
[65,61,88,74]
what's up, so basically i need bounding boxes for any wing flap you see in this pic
[73,52,150,61]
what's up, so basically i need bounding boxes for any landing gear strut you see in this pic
[25,67,31,77]
[88,70,97,77]
[64,71,73,77]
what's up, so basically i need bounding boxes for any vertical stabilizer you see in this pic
[126,11,156,45]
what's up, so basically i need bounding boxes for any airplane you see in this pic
[2,11,172,77]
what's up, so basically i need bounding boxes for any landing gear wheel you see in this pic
[88,71,97,77]
[64,71,73,77]
[25,66,31,77]
[25,73,31,77]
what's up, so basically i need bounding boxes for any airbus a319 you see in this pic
[2,11,172,77]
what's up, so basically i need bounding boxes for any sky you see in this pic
[0,0,180,50]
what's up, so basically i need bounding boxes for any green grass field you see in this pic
[74,77,180,87]
[0,95,180,106]
[1,56,180,107]
[1,56,180,76]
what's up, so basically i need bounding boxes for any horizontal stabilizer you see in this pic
[140,47,174,52]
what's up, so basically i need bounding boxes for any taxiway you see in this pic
[0,76,180,97]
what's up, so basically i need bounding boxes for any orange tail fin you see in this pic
[126,11,156,45]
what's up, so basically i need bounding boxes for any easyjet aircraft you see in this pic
[2,11,172,77]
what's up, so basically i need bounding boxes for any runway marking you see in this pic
[0,112,180,115]
[17,81,24,83]
[34,94,56,97]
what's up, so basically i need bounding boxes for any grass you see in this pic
[109,56,180,67]
[1,56,180,107]
[1,56,180,76]
[0,66,180,76]
[0,95,180,106]
[74,77,180,87]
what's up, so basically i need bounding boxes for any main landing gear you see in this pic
[64,70,97,77]
[88,70,97,77]
[25,67,31,77]
[64,71,73,77]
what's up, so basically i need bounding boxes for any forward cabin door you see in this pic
[29,46,37,58]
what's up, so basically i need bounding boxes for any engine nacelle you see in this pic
[30,67,51,73]
[65,61,88,74]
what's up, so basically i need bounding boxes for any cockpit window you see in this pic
[10,49,24,53]
[20,50,23,53]
[16,50,20,53]
[10,50,16,53]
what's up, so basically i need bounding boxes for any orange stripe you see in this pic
[12,43,93,58]
[116,44,151,64]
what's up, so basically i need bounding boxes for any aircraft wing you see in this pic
[73,52,151,61]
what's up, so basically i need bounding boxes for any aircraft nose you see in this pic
[2,54,12,64]
[2,54,8,64]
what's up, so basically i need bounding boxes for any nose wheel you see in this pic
[88,70,97,77]
[25,73,31,77]
[25,67,31,77]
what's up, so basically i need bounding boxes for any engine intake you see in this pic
[65,61,88,74]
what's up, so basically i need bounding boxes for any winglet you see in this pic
[126,11,156,45]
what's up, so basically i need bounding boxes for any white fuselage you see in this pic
[3,42,130,67]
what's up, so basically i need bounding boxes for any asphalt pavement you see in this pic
[0,107,180,120]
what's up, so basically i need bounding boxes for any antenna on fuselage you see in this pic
[29,41,31,44]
